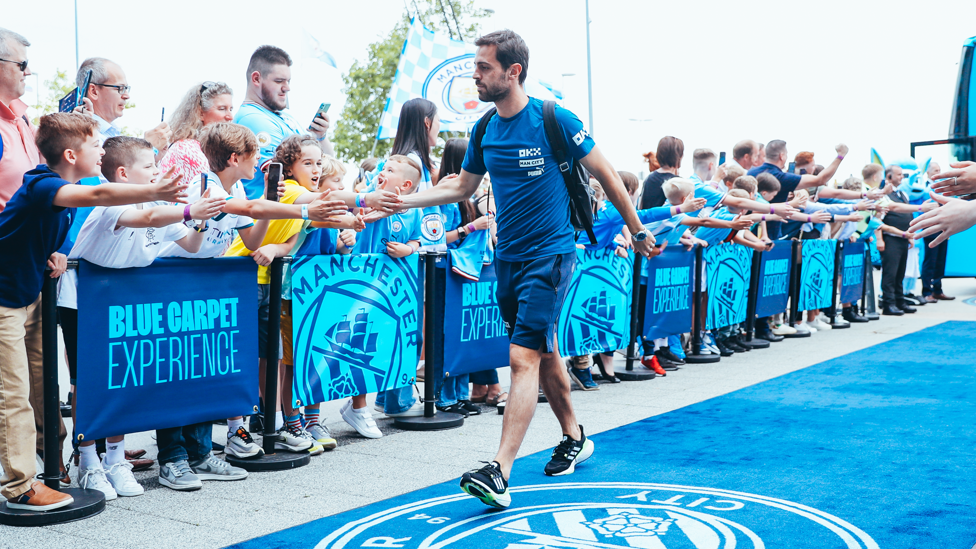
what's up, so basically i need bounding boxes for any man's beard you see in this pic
[260,86,287,112]
[477,80,511,103]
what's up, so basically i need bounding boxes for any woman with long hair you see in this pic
[159,82,234,184]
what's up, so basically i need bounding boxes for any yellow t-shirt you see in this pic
[224,179,307,284]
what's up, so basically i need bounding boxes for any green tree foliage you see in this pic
[332,0,488,163]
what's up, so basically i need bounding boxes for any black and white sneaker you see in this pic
[544,425,594,476]
[460,461,511,509]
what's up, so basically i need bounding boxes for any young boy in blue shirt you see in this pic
[341,155,425,437]
[0,113,186,511]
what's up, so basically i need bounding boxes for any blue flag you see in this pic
[839,241,866,304]
[704,243,752,330]
[755,241,793,318]
[290,254,421,407]
[798,240,837,311]
[642,248,695,340]
[75,258,259,441]
[558,248,632,357]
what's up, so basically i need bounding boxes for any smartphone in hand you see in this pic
[266,162,283,203]
[309,103,331,131]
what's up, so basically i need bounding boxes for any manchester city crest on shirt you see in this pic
[256,131,272,148]
[421,213,444,242]
[315,482,878,548]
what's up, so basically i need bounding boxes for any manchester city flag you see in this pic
[798,240,837,312]
[377,19,558,139]
[558,248,632,358]
[704,243,753,330]
[290,254,421,407]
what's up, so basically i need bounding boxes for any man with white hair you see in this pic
[0,27,37,211]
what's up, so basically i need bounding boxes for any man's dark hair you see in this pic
[756,172,781,195]
[246,45,292,78]
[732,139,757,162]
[656,136,684,169]
[101,136,153,181]
[765,140,787,163]
[475,30,529,85]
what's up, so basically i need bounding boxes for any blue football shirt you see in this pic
[0,166,76,308]
[695,207,739,246]
[354,208,423,255]
[582,202,673,250]
[234,102,304,200]
[461,97,595,261]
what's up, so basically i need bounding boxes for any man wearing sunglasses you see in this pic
[0,27,38,213]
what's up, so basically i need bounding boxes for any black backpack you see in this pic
[472,100,597,245]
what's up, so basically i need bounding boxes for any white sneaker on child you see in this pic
[226,426,264,459]
[103,459,144,497]
[810,318,832,331]
[78,464,117,501]
[385,400,425,418]
[341,402,383,439]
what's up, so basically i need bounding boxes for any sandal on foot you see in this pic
[486,392,509,407]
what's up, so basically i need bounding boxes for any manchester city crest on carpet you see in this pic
[317,482,878,548]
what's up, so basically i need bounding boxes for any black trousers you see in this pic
[880,238,909,307]
[920,236,947,295]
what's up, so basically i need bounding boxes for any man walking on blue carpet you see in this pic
[398,30,655,508]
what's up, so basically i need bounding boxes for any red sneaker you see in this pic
[640,356,666,376]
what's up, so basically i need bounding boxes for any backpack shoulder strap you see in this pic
[542,100,571,174]
[472,107,497,167]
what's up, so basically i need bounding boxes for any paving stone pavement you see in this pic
[2,277,974,548]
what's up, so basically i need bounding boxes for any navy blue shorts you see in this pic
[495,252,577,353]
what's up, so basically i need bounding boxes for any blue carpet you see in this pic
[230,321,976,549]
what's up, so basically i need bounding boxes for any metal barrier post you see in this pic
[829,241,850,329]
[686,245,720,363]
[617,253,654,381]
[395,252,464,430]
[741,249,769,349]
[0,266,105,526]
[784,240,810,338]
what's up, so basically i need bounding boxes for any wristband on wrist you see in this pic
[770,206,775,215]
[194,221,208,233]
[902,231,908,239]
[762,215,766,221]
[355,193,364,208]
[467,223,476,233]
[837,155,845,160]
[301,204,309,220]
[183,204,192,222]
[807,215,812,223]
[917,205,923,212]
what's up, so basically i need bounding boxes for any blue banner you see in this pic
[443,259,510,377]
[76,258,259,441]
[558,248,632,357]
[798,240,837,311]
[642,248,695,340]
[704,243,752,330]
[290,254,420,406]
[755,241,793,318]
[839,241,866,304]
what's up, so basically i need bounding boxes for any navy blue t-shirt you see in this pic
[462,97,595,261]
[0,165,75,308]
[747,163,803,240]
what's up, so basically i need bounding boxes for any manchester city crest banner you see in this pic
[558,248,632,358]
[755,241,793,318]
[75,258,259,441]
[704,243,752,330]
[290,254,421,407]
[376,19,559,139]
[443,259,510,377]
[798,240,837,312]
[642,248,695,340]
[839,241,866,304]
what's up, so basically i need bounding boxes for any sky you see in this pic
[10,0,976,181]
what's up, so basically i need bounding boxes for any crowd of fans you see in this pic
[0,24,970,512]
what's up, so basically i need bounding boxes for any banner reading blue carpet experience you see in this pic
[557,248,632,357]
[839,241,866,304]
[704,243,752,330]
[290,254,420,407]
[798,240,837,311]
[76,258,258,441]
[443,259,509,377]
[642,248,694,340]
[755,241,793,318]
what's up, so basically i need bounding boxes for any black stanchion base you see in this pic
[866,313,880,321]
[741,338,770,349]
[783,330,811,338]
[394,412,464,431]
[685,353,721,364]
[616,367,656,381]
[828,322,851,329]
[225,451,310,472]
[0,488,105,527]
